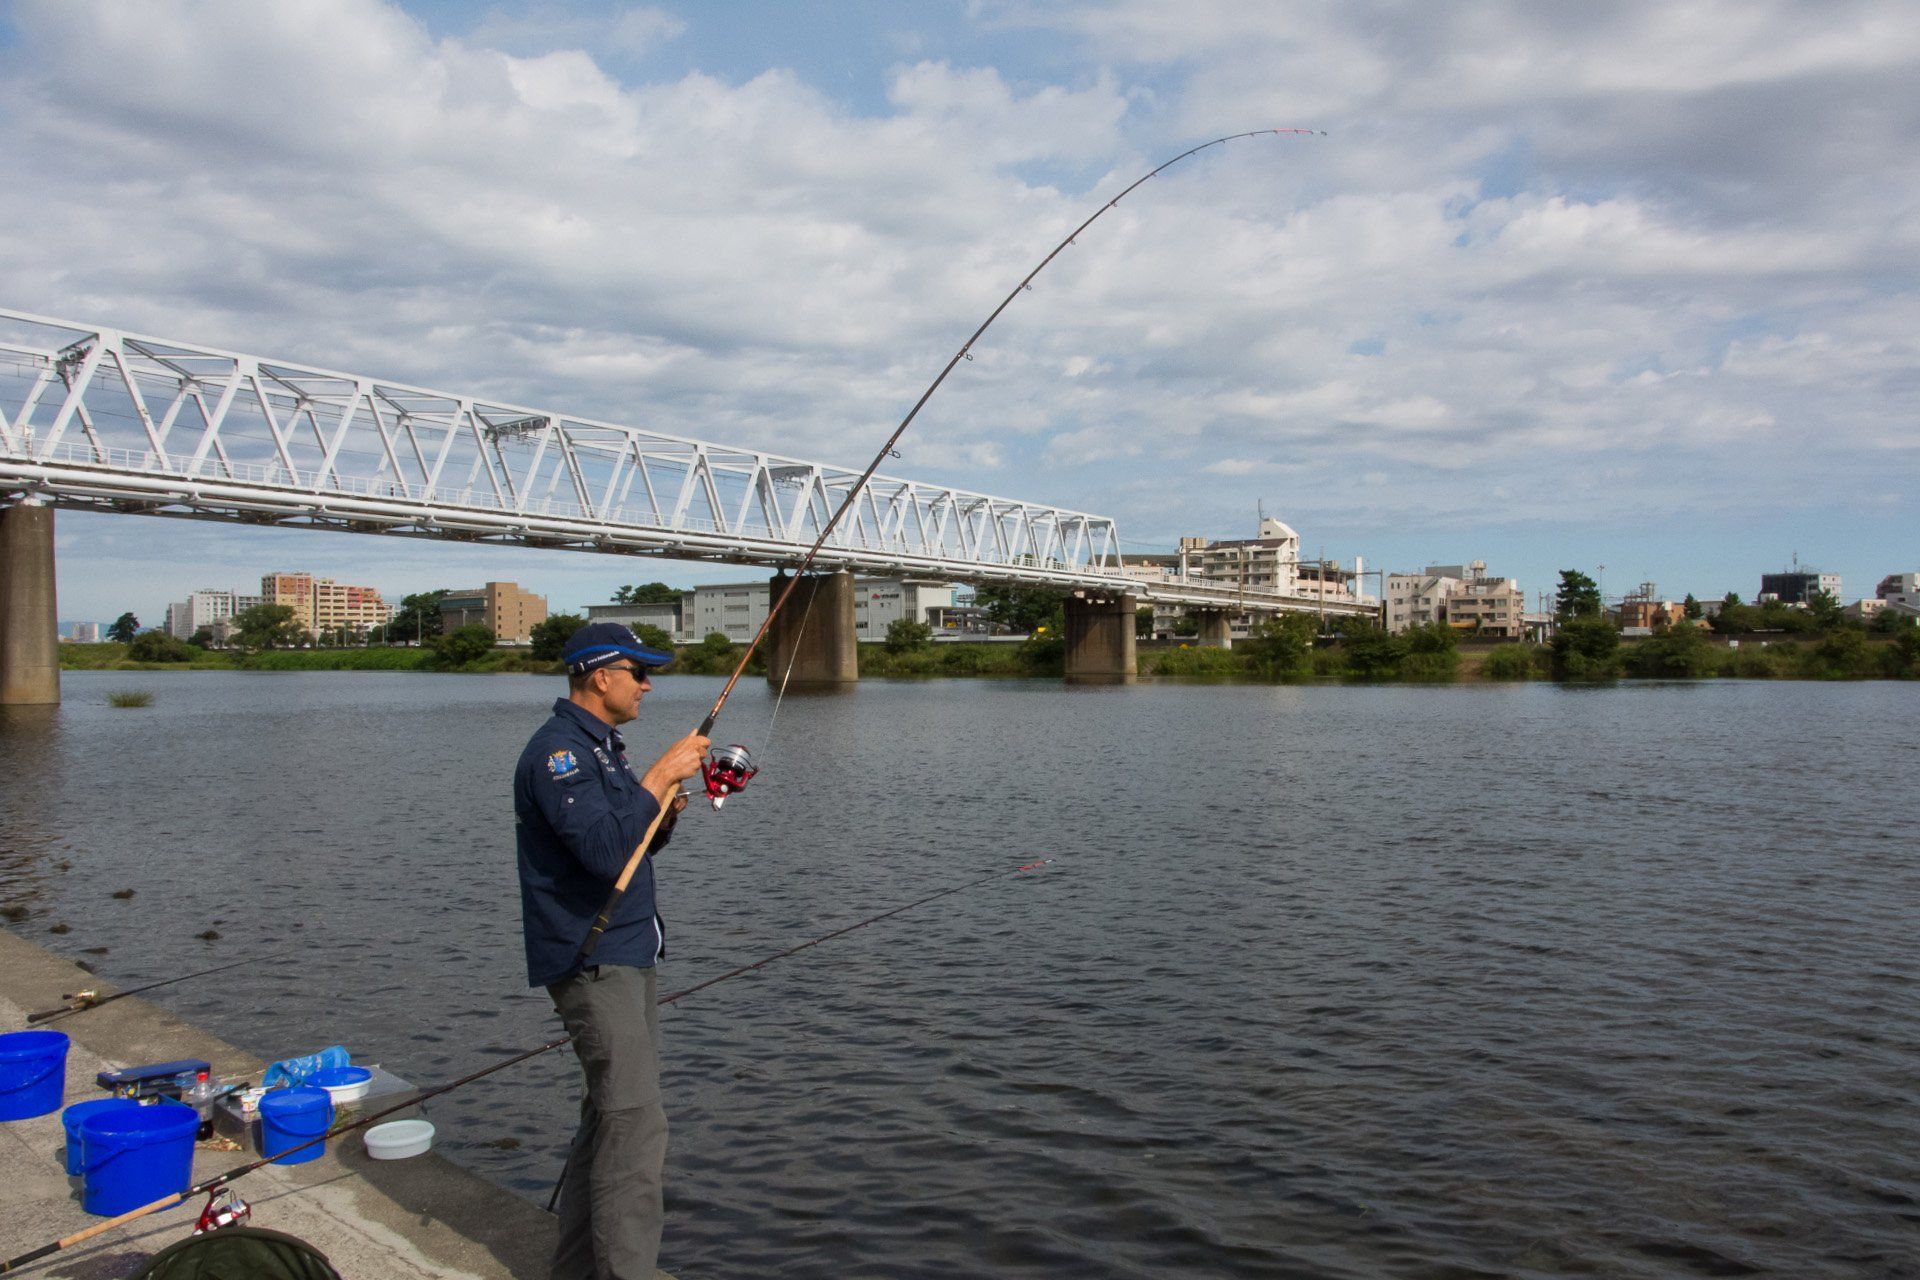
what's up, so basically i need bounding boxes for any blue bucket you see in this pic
[61,1098,142,1175]
[259,1086,333,1165]
[0,1029,70,1121]
[78,1102,197,1216]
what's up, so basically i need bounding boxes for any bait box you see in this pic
[95,1058,211,1101]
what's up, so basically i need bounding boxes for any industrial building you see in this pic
[587,577,958,644]
[1758,562,1841,605]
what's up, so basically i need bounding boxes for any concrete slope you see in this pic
[0,929,660,1278]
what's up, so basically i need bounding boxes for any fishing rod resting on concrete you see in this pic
[0,859,1052,1275]
[25,952,291,1025]
[578,126,1324,961]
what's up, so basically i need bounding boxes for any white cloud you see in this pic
[1,0,1914,616]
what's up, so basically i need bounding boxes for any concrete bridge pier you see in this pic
[0,502,59,706]
[1063,590,1136,682]
[1194,609,1234,648]
[765,568,857,684]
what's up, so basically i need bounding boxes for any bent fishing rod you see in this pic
[26,952,291,1025]
[0,858,1052,1275]
[579,126,1323,959]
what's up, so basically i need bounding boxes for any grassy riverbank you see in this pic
[60,641,551,674]
[61,625,1920,683]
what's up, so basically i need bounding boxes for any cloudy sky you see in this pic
[2,0,1914,623]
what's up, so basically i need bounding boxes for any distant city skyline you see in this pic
[52,506,1897,630]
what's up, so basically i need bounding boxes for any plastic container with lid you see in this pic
[364,1119,434,1160]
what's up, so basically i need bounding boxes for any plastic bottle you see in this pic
[183,1070,218,1140]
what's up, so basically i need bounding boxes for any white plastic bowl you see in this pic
[364,1118,434,1160]
[308,1066,373,1106]
[315,1078,370,1105]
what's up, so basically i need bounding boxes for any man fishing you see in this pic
[515,622,710,1280]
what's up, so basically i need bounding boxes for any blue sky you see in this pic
[2,0,1915,623]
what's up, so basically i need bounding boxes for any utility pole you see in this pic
[1318,545,1326,633]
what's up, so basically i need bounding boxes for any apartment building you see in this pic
[262,573,318,634]
[261,572,388,640]
[1386,567,1461,633]
[1877,572,1920,612]
[1142,521,1365,639]
[1386,561,1525,637]
[1188,518,1303,593]
[165,589,262,640]
[1447,575,1527,638]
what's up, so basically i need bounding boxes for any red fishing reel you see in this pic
[194,1189,251,1234]
[701,744,758,810]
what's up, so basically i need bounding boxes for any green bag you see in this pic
[132,1225,344,1280]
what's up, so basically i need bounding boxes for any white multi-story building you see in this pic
[851,579,957,640]
[1386,566,1463,633]
[1142,520,1364,639]
[164,589,260,640]
[1187,518,1304,593]
[1877,572,1920,613]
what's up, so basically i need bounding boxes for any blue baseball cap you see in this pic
[562,622,673,676]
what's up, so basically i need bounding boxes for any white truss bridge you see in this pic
[0,309,1372,617]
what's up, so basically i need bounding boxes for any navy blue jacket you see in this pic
[515,699,673,987]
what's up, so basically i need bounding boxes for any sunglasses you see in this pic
[604,663,654,679]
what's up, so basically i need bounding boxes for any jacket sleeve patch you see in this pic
[546,748,582,779]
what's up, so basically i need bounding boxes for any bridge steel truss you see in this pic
[0,308,1372,618]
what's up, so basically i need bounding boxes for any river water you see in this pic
[2,672,1916,1278]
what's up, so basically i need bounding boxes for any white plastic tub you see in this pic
[308,1066,372,1105]
[364,1119,434,1160]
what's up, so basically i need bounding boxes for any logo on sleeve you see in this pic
[546,749,580,778]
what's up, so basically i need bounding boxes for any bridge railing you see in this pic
[0,309,1124,578]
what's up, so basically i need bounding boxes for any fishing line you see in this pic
[580,127,1324,961]
[4,860,1053,1271]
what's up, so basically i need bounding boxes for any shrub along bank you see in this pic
[60,619,1920,684]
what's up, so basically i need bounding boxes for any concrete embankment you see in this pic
[0,930,641,1279]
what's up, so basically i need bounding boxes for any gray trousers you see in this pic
[547,964,669,1280]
